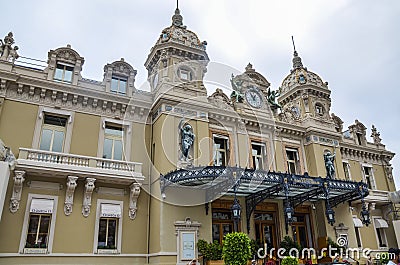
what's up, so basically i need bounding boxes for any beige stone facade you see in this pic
[0,8,398,265]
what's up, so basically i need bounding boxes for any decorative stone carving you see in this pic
[82,178,95,217]
[208,88,231,109]
[0,32,19,63]
[331,113,343,133]
[174,217,201,236]
[64,176,78,216]
[348,119,367,145]
[9,170,25,213]
[129,182,141,220]
[334,223,349,244]
[371,125,382,145]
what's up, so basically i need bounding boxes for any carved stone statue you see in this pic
[0,32,19,63]
[267,87,281,109]
[371,125,382,145]
[324,151,336,179]
[180,121,195,161]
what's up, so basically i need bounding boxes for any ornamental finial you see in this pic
[291,36,303,69]
[172,0,184,28]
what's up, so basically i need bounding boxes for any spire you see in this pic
[172,0,184,27]
[291,36,303,69]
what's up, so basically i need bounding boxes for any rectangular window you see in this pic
[95,201,123,254]
[212,210,233,244]
[213,136,229,166]
[355,227,362,248]
[343,162,351,180]
[20,196,57,254]
[54,63,73,83]
[286,148,300,174]
[363,166,376,190]
[111,76,127,95]
[103,123,123,160]
[39,114,67,152]
[356,133,363,145]
[376,228,387,248]
[98,218,118,249]
[251,142,266,170]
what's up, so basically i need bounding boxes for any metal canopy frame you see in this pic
[160,166,369,232]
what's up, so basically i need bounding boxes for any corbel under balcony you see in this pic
[16,148,144,185]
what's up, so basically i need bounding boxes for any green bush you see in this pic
[197,239,222,261]
[280,235,302,256]
[281,256,298,265]
[222,232,252,265]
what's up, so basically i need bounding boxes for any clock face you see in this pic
[245,88,262,108]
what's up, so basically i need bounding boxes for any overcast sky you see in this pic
[1,0,399,189]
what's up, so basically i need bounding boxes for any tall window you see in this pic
[251,142,266,170]
[343,161,351,180]
[54,63,73,83]
[356,133,363,145]
[103,124,123,160]
[213,136,229,166]
[355,227,362,248]
[111,76,127,95]
[374,218,389,248]
[95,201,123,253]
[21,197,56,254]
[39,114,67,152]
[286,148,300,174]
[363,166,376,190]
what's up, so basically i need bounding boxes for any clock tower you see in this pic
[144,6,209,102]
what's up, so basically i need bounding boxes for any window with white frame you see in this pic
[178,68,193,81]
[94,200,123,253]
[103,123,123,160]
[251,142,266,170]
[33,107,74,153]
[98,118,131,162]
[373,217,389,248]
[352,216,363,248]
[213,135,229,166]
[20,195,58,254]
[54,63,73,83]
[363,165,376,190]
[286,148,300,174]
[343,161,351,180]
[39,114,67,152]
[111,76,127,95]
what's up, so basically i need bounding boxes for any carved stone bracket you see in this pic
[129,182,141,220]
[9,170,26,213]
[82,178,95,217]
[64,176,78,216]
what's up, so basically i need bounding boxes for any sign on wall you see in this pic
[181,232,195,260]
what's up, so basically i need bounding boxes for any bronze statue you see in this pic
[324,151,336,179]
[180,121,195,161]
[267,87,281,109]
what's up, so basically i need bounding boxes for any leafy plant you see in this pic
[280,236,302,256]
[327,237,345,255]
[379,252,389,265]
[281,256,298,265]
[197,239,222,261]
[222,232,252,265]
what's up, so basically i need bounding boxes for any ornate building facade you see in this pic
[0,7,398,265]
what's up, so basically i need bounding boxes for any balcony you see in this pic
[16,148,144,185]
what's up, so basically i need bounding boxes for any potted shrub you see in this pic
[222,232,252,265]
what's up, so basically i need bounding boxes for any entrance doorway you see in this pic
[254,203,279,252]
[292,207,314,249]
